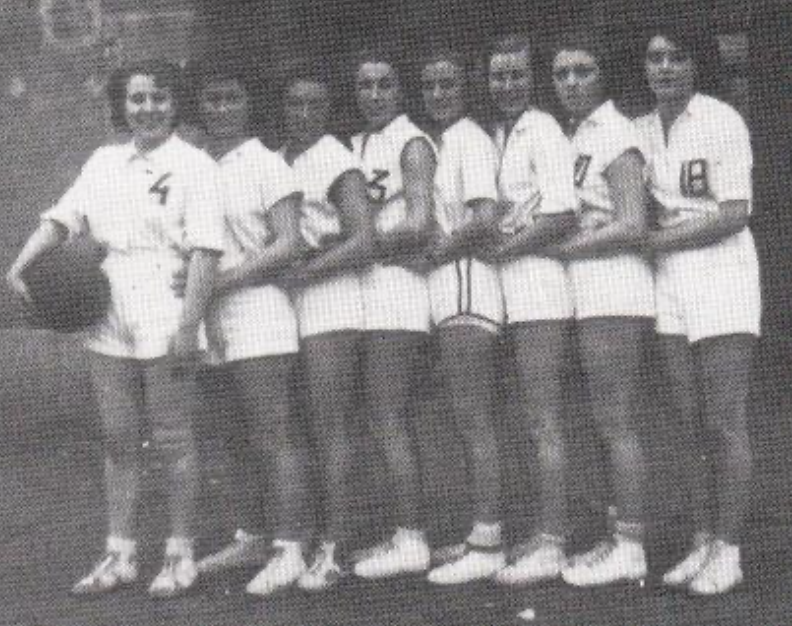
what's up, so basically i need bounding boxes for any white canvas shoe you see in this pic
[427,546,505,585]
[662,533,713,587]
[72,551,138,596]
[245,541,306,596]
[496,535,565,586]
[562,539,646,587]
[689,541,742,596]
[354,531,430,579]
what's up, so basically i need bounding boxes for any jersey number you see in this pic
[149,173,172,205]
[680,159,709,198]
[367,169,389,203]
[574,155,592,188]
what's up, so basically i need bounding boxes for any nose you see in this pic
[370,84,380,100]
[432,84,443,99]
[660,55,672,70]
[300,103,310,119]
[141,95,155,112]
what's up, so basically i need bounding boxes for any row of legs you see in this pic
[88,319,755,594]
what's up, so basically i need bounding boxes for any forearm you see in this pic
[9,221,67,275]
[301,234,373,277]
[217,239,302,293]
[559,222,645,259]
[648,215,747,253]
[179,250,220,329]
[499,213,577,258]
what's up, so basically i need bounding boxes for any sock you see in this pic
[165,536,194,558]
[614,520,644,545]
[107,536,137,557]
[394,527,425,545]
[467,522,501,548]
[273,539,302,556]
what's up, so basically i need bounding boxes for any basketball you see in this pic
[22,240,110,333]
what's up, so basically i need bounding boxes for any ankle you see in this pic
[107,536,137,557]
[165,536,194,558]
[467,521,502,548]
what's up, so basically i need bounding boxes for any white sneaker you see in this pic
[565,540,613,569]
[431,542,467,566]
[72,551,138,596]
[496,536,565,586]
[689,541,742,595]
[149,553,198,598]
[299,543,345,591]
[197,529,268,574]
[662,533,713,587]
[354,532,431,579]
[562,539,646,587]
[427,547,505,585]
[245,541,307,596]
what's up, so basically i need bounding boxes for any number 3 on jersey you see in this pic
[366,169,389,203]
[680,159,709,198]
[149,173,172,205]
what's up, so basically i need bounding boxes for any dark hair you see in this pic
[107,60,184,132]
[489,33,532,61]
[644,23,722,95]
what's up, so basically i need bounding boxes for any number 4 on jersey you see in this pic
[149,173,172,205]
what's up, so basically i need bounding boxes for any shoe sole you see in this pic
[70,579,136,598]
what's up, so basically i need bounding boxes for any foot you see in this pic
[72,551,138,596]
[496,535,565,586]
[688,540,742,596]
[427,545,505,585]
[149,553,198,599]
[431,542,467,566]
[197,529,268,574]
[562,539,646,587]
[299,542,345,591]
[245,541,307,596]
[662,532,713,587]
[354,531,431,580]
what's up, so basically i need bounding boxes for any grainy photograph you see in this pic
[1,1,791,625]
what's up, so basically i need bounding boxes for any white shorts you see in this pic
[569,254,655,320]
[296,272,365,338]
[655,231,761,343]
[500,256,573,324]
[86,253,186,360]
[207,285,299,363]
[429,259,504,333]
[362,264,430,333]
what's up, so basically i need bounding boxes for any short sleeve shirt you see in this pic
[215,138,300,270]
[288,135,360,204]
[432,118,499,235]
[494,108,577,231]
[44,135,225,255]
[351,114,429,205]
[571,100,642,216]
[635,93,752,229]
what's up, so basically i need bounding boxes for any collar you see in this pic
[217,137,259,165]
[651,92,704,126]
[124,133,181,164]
[579,100,616,128]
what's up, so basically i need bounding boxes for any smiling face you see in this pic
[284,79,330,145]
[421,59,465,128]
[552,48,604,119]
[199,77,249,139]
[488,49,533,122]
[124,73,176,147]
[645,34,696,103]
[355,61,402,131]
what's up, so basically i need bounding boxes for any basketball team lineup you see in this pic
[4,21,758,604]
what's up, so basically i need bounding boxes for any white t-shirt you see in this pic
[352,114,430,233]
[636,93,753,229]
[494,108,577,233]
[570,100,642,229]
[44,134,225,256]
[432,117,499,235]
[215,138,300,271]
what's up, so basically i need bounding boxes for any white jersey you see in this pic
[570,100,643,229]
[286,135,366,337]
[428,117,503,330]
[494,108,577,232]
[43,134,225,358]
[636,93,759,340]
[352,114,429,233]
[567,101,654,320]
[432,117,499,235]
[216,138,300,272]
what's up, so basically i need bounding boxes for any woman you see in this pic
[483,35,579,586]
[278,66,374,590]
[187,62,313,597]
[637,26,759,595]
[349,47,437,580]
[414,47,507,586]
[6,61,224,598]
[543,32,653,588]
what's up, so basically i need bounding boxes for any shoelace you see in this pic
[308,547,335,575]
[510,537,553,563]
[88,552,123,580]
[571,541,614,568]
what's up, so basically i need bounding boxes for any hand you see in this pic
[171,265,188,298]
[167,324,201,377]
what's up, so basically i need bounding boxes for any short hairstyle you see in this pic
[107,60,184,132]
[644,22,722,94]
[489,34,532,62]
[352,44,408,84]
